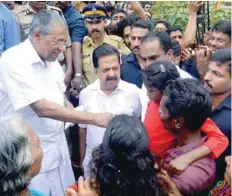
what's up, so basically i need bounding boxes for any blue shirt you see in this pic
[63,4,87,43]
[29,189,48,196]
[210,95,231,181]
[0,3,21,55]
[121,53,143,88]
[180,59,200,79]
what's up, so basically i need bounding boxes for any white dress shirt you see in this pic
[79,79,141,175]
[0,39,74,192]
[141,65,193,121]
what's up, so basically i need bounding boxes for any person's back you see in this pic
[88,115,160,196]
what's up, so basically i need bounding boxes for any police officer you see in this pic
[13,1,65,41]
[82,4,131,86]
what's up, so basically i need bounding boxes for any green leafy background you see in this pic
[149,1,231,28]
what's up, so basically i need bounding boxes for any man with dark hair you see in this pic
[197,20,231,80]
[154,19,171,34]
[160,78,216,195]
[142,61,228,166]
[204,48,231,182]
[81,4,131,86]
[140,31,193,120]
[170,26,183,43]
[79,44,141,176]
[143,2,152,12]
[109,8,127,33]
[210,20,231,52]
[116,14,140,48]
[121,19,153,88]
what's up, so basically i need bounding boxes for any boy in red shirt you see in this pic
[142,60,228,173]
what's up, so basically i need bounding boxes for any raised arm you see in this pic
[181,1,204,49]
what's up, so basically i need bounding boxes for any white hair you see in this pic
[29,9,67,38]
[0,116,32,196]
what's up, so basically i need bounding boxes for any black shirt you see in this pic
[121,53,143,88]
[210,95,231,182]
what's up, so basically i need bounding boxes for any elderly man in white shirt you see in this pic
[78,44,141,176]
[139,31,193,121]
[0,10,112,196]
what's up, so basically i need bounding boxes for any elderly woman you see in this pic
[0,117,43,196]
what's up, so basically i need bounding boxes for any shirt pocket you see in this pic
[82,54,93,73]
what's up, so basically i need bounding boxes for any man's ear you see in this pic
[166,49,174,61]
[174,117,184,130]
[33,31,41,41]
[94,68,98,75]
[104,18,108,26]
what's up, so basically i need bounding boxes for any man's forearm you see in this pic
[181,12,197,48]
[64,46,73,73]
[182,145,211,164]
[72,42,83,74]
[129,1,146,19]
[31,99,96,124]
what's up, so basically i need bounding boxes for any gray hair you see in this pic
[0,116,32,196]
[29,9,67,38]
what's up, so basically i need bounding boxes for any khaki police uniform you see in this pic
[13,3,65,42]
[82,33,131,86]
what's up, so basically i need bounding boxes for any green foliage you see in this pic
[151,1,231,28]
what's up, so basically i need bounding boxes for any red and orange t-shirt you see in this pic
[144,101,229,159]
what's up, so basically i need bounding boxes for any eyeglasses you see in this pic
[52,38,69,47]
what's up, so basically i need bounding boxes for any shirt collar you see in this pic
[26,3,36,14]
[126,53,138,62]
[86,33,110,48]
[214,95,231,111]
[23,39,46,67]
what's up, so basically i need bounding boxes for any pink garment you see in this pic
[162,136,216,195]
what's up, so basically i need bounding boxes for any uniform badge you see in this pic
[92,7,97,12]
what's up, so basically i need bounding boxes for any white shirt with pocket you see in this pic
[79,79,141,176]
[0,39,75,192]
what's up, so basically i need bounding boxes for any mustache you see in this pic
[106,76,117,81]
[91,29,100,33]
[133,46,140,50]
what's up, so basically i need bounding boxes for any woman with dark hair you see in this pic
[67,114,161,196]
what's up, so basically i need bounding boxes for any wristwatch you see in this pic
[75,73,83,78]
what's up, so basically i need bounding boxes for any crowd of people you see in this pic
[0,1,231,196]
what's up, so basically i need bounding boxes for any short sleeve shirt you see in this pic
[63,4,87,43]
[0,39,68,172]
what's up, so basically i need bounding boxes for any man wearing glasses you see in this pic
[0,10,112,196]
[78,44,141,176]
[81,4,131,87]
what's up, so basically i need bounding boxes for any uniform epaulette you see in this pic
[47,5,63,17]
[83,36,91,43]
[108,35,123,41]
[12,4,27,15]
